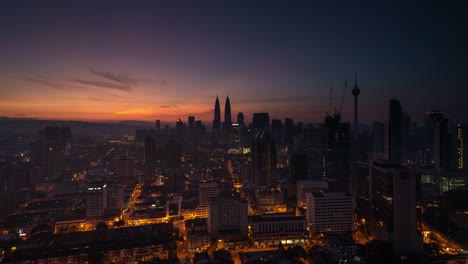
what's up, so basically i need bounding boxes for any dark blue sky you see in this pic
[1,0,467,124]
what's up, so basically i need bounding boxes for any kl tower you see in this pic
[352,73,360,133]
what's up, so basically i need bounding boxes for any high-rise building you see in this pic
[322,114,351,192]
[163,140,182,193]
[296,180,328,208]
[271,119,283,145]
[306,191,354,234]
[224,95,232,128]
[0,160,17,216]
[373,122,385,159]
[352,73,361,134]
[175,118,186,142]
[86,182,108,220]
[368,160,422,257]
[252,129,277,188]
[303,125,325,180]
[434,118,451,170]
[213,96,221,135]
[252,113,270,131]
[401,112,412,160]
[115,156,135,184]
[107,182,124,211]
[284,118,295,147]
[290,152,308,183]
[144,136,156,185]
[195,120,206,145]
[199,182,218,207]
[457,124,468,169]
[188,116,195,145]
[237,112,244,126]
[207,198,248,239]
[385,99,403,161]
[155,119,161,132]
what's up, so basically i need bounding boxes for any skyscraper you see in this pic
[86,182,108,220]
[0,160,17,216]
[457,124,468,169]
[352,73,360,134]
[252,129,277,188]
[144,136,155,185]
[213,96,221,135]
[322,114,351,192]
[237,112,244,126]
[386,99,403,161]
[252,113,270,131]
[369,160,422,257]
[224,95,232,127]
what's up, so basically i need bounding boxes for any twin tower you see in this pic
[213,95,231,134]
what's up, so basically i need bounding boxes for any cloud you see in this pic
[115,108,150,115]
[25,77,63,89]
[74,79,132,92]
[160,104,179,108]
[89,69,137,85]
[110,94,124,98]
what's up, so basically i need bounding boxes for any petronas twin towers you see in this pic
[212,95,231,134]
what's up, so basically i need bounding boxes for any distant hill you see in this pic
[0,118,153,138]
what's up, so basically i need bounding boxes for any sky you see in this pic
[0,0,467,125]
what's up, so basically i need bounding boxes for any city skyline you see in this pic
[1,1,467,124]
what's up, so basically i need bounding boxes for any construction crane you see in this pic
[337,80,348,115]
[327,85,333,116]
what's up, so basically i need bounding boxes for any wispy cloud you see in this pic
[25,77,63,89]
[89,69,138,85]
[160,104,179,108]
[74,79,131,92]
[115,108,151,115]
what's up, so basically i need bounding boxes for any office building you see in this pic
[385,99,403,161]
[306,191,353,234]
[457,124,468,169]
[322,114,351,192]
[199,182,218,207]
[252,113,270,131]
[207,198,248,240]
[249,213,307,244]
[86,182,108,220]
[144,136,156,185]
[369,160,422,257]
[0,160,17,216]
[297,180,328,208]
[252,129,277,188]
[115,156,135,184]
[107,182,124,211]
[290,152,308,183]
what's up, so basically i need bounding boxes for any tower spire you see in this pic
[352,72,361,134]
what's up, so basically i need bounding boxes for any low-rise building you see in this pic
[249,213,307,246]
